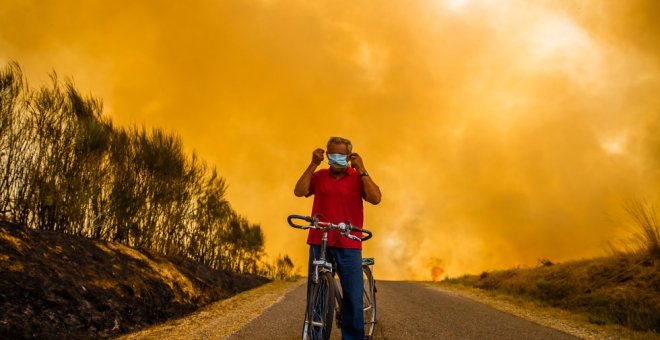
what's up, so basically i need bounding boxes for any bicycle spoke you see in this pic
[306,274,334,340]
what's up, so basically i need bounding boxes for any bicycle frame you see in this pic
[288,214,374,339]
[311,225,335,284]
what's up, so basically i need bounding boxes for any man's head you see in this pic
[326,136,352,173]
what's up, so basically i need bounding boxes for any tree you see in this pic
[0,62,266,274]
[275,254,295,280]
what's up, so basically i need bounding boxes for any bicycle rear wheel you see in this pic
[303,272,336,340]
[363,265,377,339]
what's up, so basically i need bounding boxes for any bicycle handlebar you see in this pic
[287,214,373,242]
[287,214,314,229]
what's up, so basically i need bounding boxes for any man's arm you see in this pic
[350,153,382,205]
[294,148,324,197]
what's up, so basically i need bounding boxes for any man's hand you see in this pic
[349,153,366,173]
[350,152,381,204]
[312,148,325,166]
[296,148,324,197]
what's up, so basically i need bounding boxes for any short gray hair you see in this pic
[327,136,352,154]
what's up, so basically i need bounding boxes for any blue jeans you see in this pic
[307,245,364,340]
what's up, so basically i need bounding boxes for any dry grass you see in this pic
[623,200,660,258]
[445,254,660,333]
[430,282,659,339]
[445,200,660,334]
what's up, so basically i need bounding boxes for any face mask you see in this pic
[327,153,348,168]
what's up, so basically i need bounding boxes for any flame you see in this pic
[431,266,445,281]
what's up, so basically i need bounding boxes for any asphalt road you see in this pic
[229,280,578,339]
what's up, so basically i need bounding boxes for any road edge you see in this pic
[119,278,305,340]
[421,282,658,340]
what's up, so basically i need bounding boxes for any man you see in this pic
[294,136,381,340]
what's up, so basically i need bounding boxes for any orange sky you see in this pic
[2,0,660,280]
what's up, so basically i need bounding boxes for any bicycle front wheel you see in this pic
[303,271,336,340]
[363,265,377,339]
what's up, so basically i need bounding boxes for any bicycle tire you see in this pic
[362,265,377,339]
[303,272,336,340]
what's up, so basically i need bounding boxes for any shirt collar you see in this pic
[326,167,356,178]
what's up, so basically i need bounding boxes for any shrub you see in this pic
[625,200,660,258]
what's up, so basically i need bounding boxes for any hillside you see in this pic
[442,254,660,334]
[0,221,269,339]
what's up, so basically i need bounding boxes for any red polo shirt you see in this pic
[306,167,365,249]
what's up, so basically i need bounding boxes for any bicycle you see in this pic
[287,214,377,340]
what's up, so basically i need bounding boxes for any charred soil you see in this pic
[0,221,269,339]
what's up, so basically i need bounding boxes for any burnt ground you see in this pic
[0,221,269,339]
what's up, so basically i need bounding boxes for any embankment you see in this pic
[0,221,269,339]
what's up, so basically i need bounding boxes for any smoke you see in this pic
[2,0,659,279]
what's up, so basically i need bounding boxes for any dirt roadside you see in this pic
[119,279,305,339]
[424,282,659,340]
